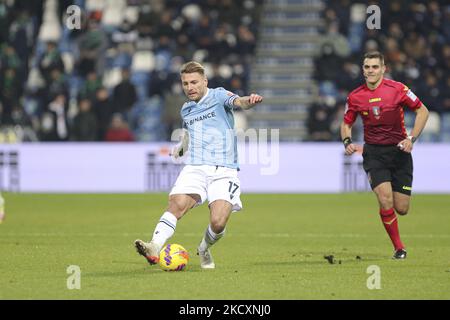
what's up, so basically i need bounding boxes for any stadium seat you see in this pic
[124,6,139,24]
[112,52,132,69]
[131,51,155,72]
[61,52,75,73]
[420,111,440,142]
[85,0,105,11]
[154,50,172,72]
[441,113,450,131]
[102,0,126,26]
[26,68,46,90]
[102,67,123,89]
[403,110,415,129]
[441,131,450,142]
[38,22,62,42]
[131,71,151,101]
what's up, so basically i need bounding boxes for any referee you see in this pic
[340,51,429,259]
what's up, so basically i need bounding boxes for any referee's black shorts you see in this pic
[362,144,413,195]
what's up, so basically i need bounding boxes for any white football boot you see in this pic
[134,240,160,265]
[197,248,215,269]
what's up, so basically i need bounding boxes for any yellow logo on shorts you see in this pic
[402,186,412,191]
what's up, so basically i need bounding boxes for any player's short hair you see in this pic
[364,51,385,65]
[180,61,205,76]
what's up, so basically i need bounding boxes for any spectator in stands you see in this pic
[307,99,333,141]
[211,23,236,62]
[111,20,138,48]
[3,0,263,142]
[416,72,443,114]
[154,11,176,40]
[93,87,114,141]
[403,33,427,60]
[104,113,134,142]
[193,14,215,51]
[0,67,21,124]
[79,71,102,101]
[217,0,240,26]
[0,44,21,72]
[173,33,195,61]
[148,69,172,97]
[0,2,10,45]
[38,41,65,85]
[71,98,98,141]
[236,25,256,58]
[39,94,69,141]
[135,3,158,38]
[318,21,350,58]
[8,9,35,80]
[314,42,343,82]
[113,68,137,115]
[336,61,361,91]
[75,15,108,77]
[43,68,68,106]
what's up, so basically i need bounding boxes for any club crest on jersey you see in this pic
[372,106,381,119]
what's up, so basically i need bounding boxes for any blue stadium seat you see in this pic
[440,113,450,131]
[112,52,132,69]
[403,110,415,128]
[131,71,151,101]
[420,111,440,142]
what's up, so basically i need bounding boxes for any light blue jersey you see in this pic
[181,87,239,169]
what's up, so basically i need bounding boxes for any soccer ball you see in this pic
[159,243,189,271]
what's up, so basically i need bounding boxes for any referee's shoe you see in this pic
[393,248,407,259]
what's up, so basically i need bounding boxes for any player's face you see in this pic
[181,72,208,102]
[363,58,385,86]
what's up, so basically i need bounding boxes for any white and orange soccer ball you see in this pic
[159,244,189,271]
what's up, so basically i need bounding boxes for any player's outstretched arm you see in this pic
[233,93,263,110]
[340,122,359,155]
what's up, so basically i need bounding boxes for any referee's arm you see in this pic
[410,103,429,141]
[340,122,358,155]
[398,103,429,153]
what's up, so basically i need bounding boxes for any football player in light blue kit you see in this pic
[135,61,263,269]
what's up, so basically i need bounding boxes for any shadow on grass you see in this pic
[248,251,388,267]
[84,265,204,278]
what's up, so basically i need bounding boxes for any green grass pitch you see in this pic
[0,193,449,300]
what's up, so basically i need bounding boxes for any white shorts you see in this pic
[169,165,242,212]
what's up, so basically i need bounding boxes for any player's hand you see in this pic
[171,143,184,159]
[345,143,359,155]
[248,93,263,105]
[397,138,413,153]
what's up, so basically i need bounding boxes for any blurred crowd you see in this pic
[2,0,449,143]
[308,0,450,142]
[0,0,262,142]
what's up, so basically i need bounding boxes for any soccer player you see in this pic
[135,61,263,268]
[340,51,429,259]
